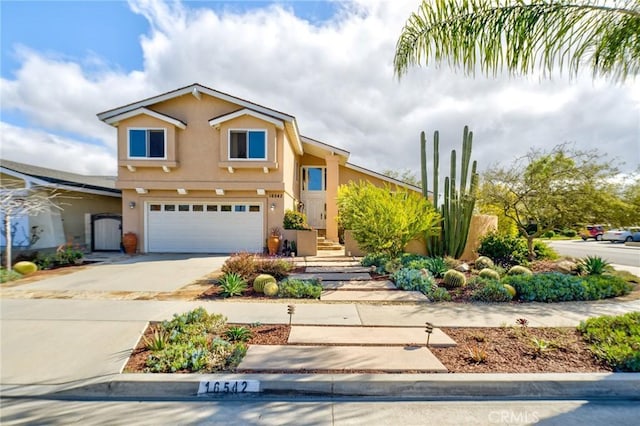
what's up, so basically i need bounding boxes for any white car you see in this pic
[602,227,640,243]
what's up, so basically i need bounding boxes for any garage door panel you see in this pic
[146,202,264,253]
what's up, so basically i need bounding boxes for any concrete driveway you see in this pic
[20,253,228,292]
[1,254,228,389]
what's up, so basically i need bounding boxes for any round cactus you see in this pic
[253,274,276,293]
[507,265,533,276]
[479,268,500,280]
[503,284,517,298]
[442,269,466,289]
[475,256,494,270]
[13,261,38,275]
[263,281,279,297]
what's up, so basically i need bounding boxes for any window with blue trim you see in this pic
[230,130,266,159]
[128,129,165,158]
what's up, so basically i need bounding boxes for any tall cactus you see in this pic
[420,126,478,258]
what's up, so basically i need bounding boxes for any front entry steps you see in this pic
[317,237,343,251]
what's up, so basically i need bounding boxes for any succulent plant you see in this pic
[475,256,494,270]
[479,268,500,280]
[13,261,38,275]
[503,284,517,298]
[253,274,276,293]
[508,265,533,276]
[442,269,467,289]
[263,281,279,297]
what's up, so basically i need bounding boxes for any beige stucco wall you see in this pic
[114,93,308,252]
[460,214,499,261]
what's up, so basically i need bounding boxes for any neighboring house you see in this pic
[97,83,418,254]
[0,160,122,253]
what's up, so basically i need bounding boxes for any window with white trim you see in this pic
[128,129,166,158]
[229,130,266,160]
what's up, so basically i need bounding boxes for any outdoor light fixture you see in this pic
[128,201,136,209]
[270,203,276,211]
[425,322,434,347]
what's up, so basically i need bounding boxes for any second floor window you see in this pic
[229,130,266,160]
[129,129,165,158]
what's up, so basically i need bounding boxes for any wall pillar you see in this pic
[325,154,340,242]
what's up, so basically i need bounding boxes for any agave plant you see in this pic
[225,326,253,342]
[143,330,168,351]
[219,272,248,298]
[577,256,612,276]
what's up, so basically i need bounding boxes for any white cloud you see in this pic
[0,122,117,175]
[1,0,638,178]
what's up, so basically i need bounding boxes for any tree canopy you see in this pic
[480,144,626,258]
[395,0,640,81]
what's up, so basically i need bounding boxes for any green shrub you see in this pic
[542,230,555,238]
[477,233,529,267]
[430,287,452,302]
[403,255,448,278]
[337,181,440,257]
[561,229,577,238]
[253,274,276,293]
[578,312,640,372]
[581,275,633,300]
[0,268,23,283]
[283,209,311,230]
[222,252,257,280]
[361,252,389,269]
[471,279,513,302]
[442,269,466,289]
[256,258,292,280]
[384,258,402,274]
[161,307,227,338]
[218,273,248,298]
[145,308,244,373]
[504,273,585,302]
[533,240,559,260]
[479,268,500,280]
[277,278,322,299]
[577,256,612,276]
[392,268,436,294]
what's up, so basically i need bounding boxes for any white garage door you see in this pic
[146,202,264,253]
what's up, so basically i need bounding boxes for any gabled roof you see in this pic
[102,107,186,129]
[0,160,121,197]
[209,108,284,130]
[97,83,303,154]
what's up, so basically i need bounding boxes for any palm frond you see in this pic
[394,0,640,81]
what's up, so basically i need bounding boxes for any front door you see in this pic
[301,166,326,229]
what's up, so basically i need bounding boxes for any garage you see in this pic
[146,202,264,253]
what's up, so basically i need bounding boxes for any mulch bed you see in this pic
[124,322,609,374]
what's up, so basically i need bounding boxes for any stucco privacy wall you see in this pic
[57,191,121,245]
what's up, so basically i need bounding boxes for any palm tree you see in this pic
[394,0,640,82]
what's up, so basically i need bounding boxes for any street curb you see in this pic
[15,373,638,400]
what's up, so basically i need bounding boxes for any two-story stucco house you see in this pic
[97,83,417,254]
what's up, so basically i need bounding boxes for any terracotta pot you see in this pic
[122,232,138,254]
[267,235,280,255]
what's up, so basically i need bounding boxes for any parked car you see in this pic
[580,225,607,241]
[602,227,640,243]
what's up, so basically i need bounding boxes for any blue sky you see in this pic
[1,1,340,78]
[1,0,637,176]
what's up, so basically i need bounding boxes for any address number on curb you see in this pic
[197,380,260,395]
